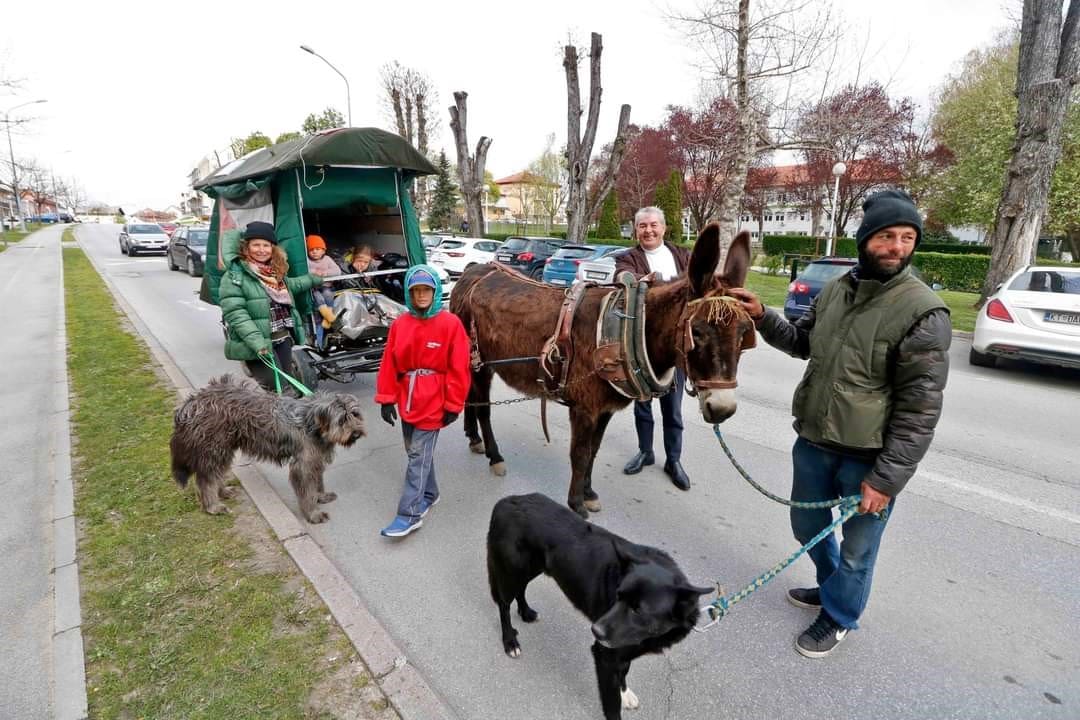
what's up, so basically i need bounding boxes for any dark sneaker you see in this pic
[795,610,849,658]
[419,495,441,518]
[380,516,423,538]
[787,587,821,609]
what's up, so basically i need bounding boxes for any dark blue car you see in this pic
[783,258,857,320]
[542,244,625,286]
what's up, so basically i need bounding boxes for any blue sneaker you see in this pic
[380,516,423,538]
[419,495,441,518]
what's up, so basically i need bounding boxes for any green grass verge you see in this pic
[63,248,387,719]
[63,227,76,243]
[937,290,980,332]
[743,270,981,332]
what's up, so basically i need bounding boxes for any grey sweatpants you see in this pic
[396,422,440,520]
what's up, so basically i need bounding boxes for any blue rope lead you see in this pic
[695,426,887,631]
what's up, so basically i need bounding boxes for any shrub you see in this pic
[919,242,991,255]
[912,252,990,292]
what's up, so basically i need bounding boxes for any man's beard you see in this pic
[858,246,913,281]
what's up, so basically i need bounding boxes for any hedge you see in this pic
[763,235,858,257]
[919,242,991,255]
[912,252,990,292]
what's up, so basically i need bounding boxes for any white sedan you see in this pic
[970,265,1080,370]
[429,238,502,276]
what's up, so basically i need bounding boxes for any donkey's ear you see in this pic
[687,223,723,297]
[718,230,751,289]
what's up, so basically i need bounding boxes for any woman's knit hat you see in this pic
[243,221,278,245]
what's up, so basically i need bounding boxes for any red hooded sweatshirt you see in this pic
[375,310,471,430]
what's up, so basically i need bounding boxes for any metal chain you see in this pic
[464,365,603,408]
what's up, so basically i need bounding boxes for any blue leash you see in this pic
[695,427,886,631]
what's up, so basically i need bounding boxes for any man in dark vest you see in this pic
[615,206,692,491]
[730,189,951,658]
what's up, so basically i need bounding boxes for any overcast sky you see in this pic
[1,0,1016,211]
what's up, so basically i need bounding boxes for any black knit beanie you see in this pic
[242,221,278,245]
[855,190,922,248]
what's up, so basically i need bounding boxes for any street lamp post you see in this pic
[2,99,48,234]
[825,161,847,257]
[299,45,352,128]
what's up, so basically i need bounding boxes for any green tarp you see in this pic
[197,129,433,311]
[195,127,436,194]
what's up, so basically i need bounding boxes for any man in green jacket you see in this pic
[730,190,952,658]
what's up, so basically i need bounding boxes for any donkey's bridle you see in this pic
[675,293,755,394]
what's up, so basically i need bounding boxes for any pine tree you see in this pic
[597,191,620,240]
[428,151,458,230]
[657,170,684,243]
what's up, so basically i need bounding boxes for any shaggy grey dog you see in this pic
[170,374,366,523]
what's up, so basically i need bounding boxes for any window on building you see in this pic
[765,214,773,222]
[776,214,785,223]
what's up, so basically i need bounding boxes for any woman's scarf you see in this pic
[246,260,292,305]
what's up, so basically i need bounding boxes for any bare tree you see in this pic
[980,0,1079,302]
[381,61,439,213]
[529,134,568,230]
[449,91,492,238]
[670,0,841,238]
[563,33,632,244]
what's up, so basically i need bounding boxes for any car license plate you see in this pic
[497,254,512,262]
[550,278,567,285]
[585,271,607,280]
[1044,311,1080,325]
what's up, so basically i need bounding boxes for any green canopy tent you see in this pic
[196,127,437,310]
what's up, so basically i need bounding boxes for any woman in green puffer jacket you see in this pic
[220,221,326,392]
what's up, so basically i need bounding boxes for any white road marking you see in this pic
[177,299,208,312]
[917,468,1080,526]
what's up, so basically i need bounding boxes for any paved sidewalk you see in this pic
[0,226,87,719]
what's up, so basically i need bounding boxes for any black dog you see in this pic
[487,493,712,719]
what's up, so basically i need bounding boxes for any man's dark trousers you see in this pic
[790,437,896,630]
[633,370,685,462]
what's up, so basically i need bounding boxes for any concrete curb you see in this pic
[53,235,89,720]
[78,240,457,720]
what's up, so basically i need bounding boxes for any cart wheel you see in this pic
[291,346,320,391]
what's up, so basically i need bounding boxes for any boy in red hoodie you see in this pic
[374,264,471,537]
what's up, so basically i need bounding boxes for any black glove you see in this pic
[442,410,459,427]
[380,403,398,426]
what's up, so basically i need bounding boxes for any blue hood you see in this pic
[404,264,444,318]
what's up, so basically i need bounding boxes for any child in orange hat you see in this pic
[306,234,340,328]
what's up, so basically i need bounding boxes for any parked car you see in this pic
[119,222,170,256]
[166,226,210,276]
[542,244,625,286]
[493,236,567,279]
[429,237,502,276]
[421,234,444,259]
[782,257,859,320]
[970,266,1080,370]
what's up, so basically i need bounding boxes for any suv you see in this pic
[783,257,857,320]
[494,236,567,279]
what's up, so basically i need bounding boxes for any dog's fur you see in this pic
[170,374,366,523]
[487,493,711,719]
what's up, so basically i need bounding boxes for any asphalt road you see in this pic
[76,224,1078,719]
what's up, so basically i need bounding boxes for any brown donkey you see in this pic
[450,225,754,517]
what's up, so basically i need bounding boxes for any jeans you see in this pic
[790,436,895,629]
[397,422,440,521]
[633,369,685,463]
[244,336,294,393]
[312,286,335,308]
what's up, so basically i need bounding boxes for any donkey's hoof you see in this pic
[469,441,485,454]
[584,498,602,513]
[490,461,507,477]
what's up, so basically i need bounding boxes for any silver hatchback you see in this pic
[119,223,171,256]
